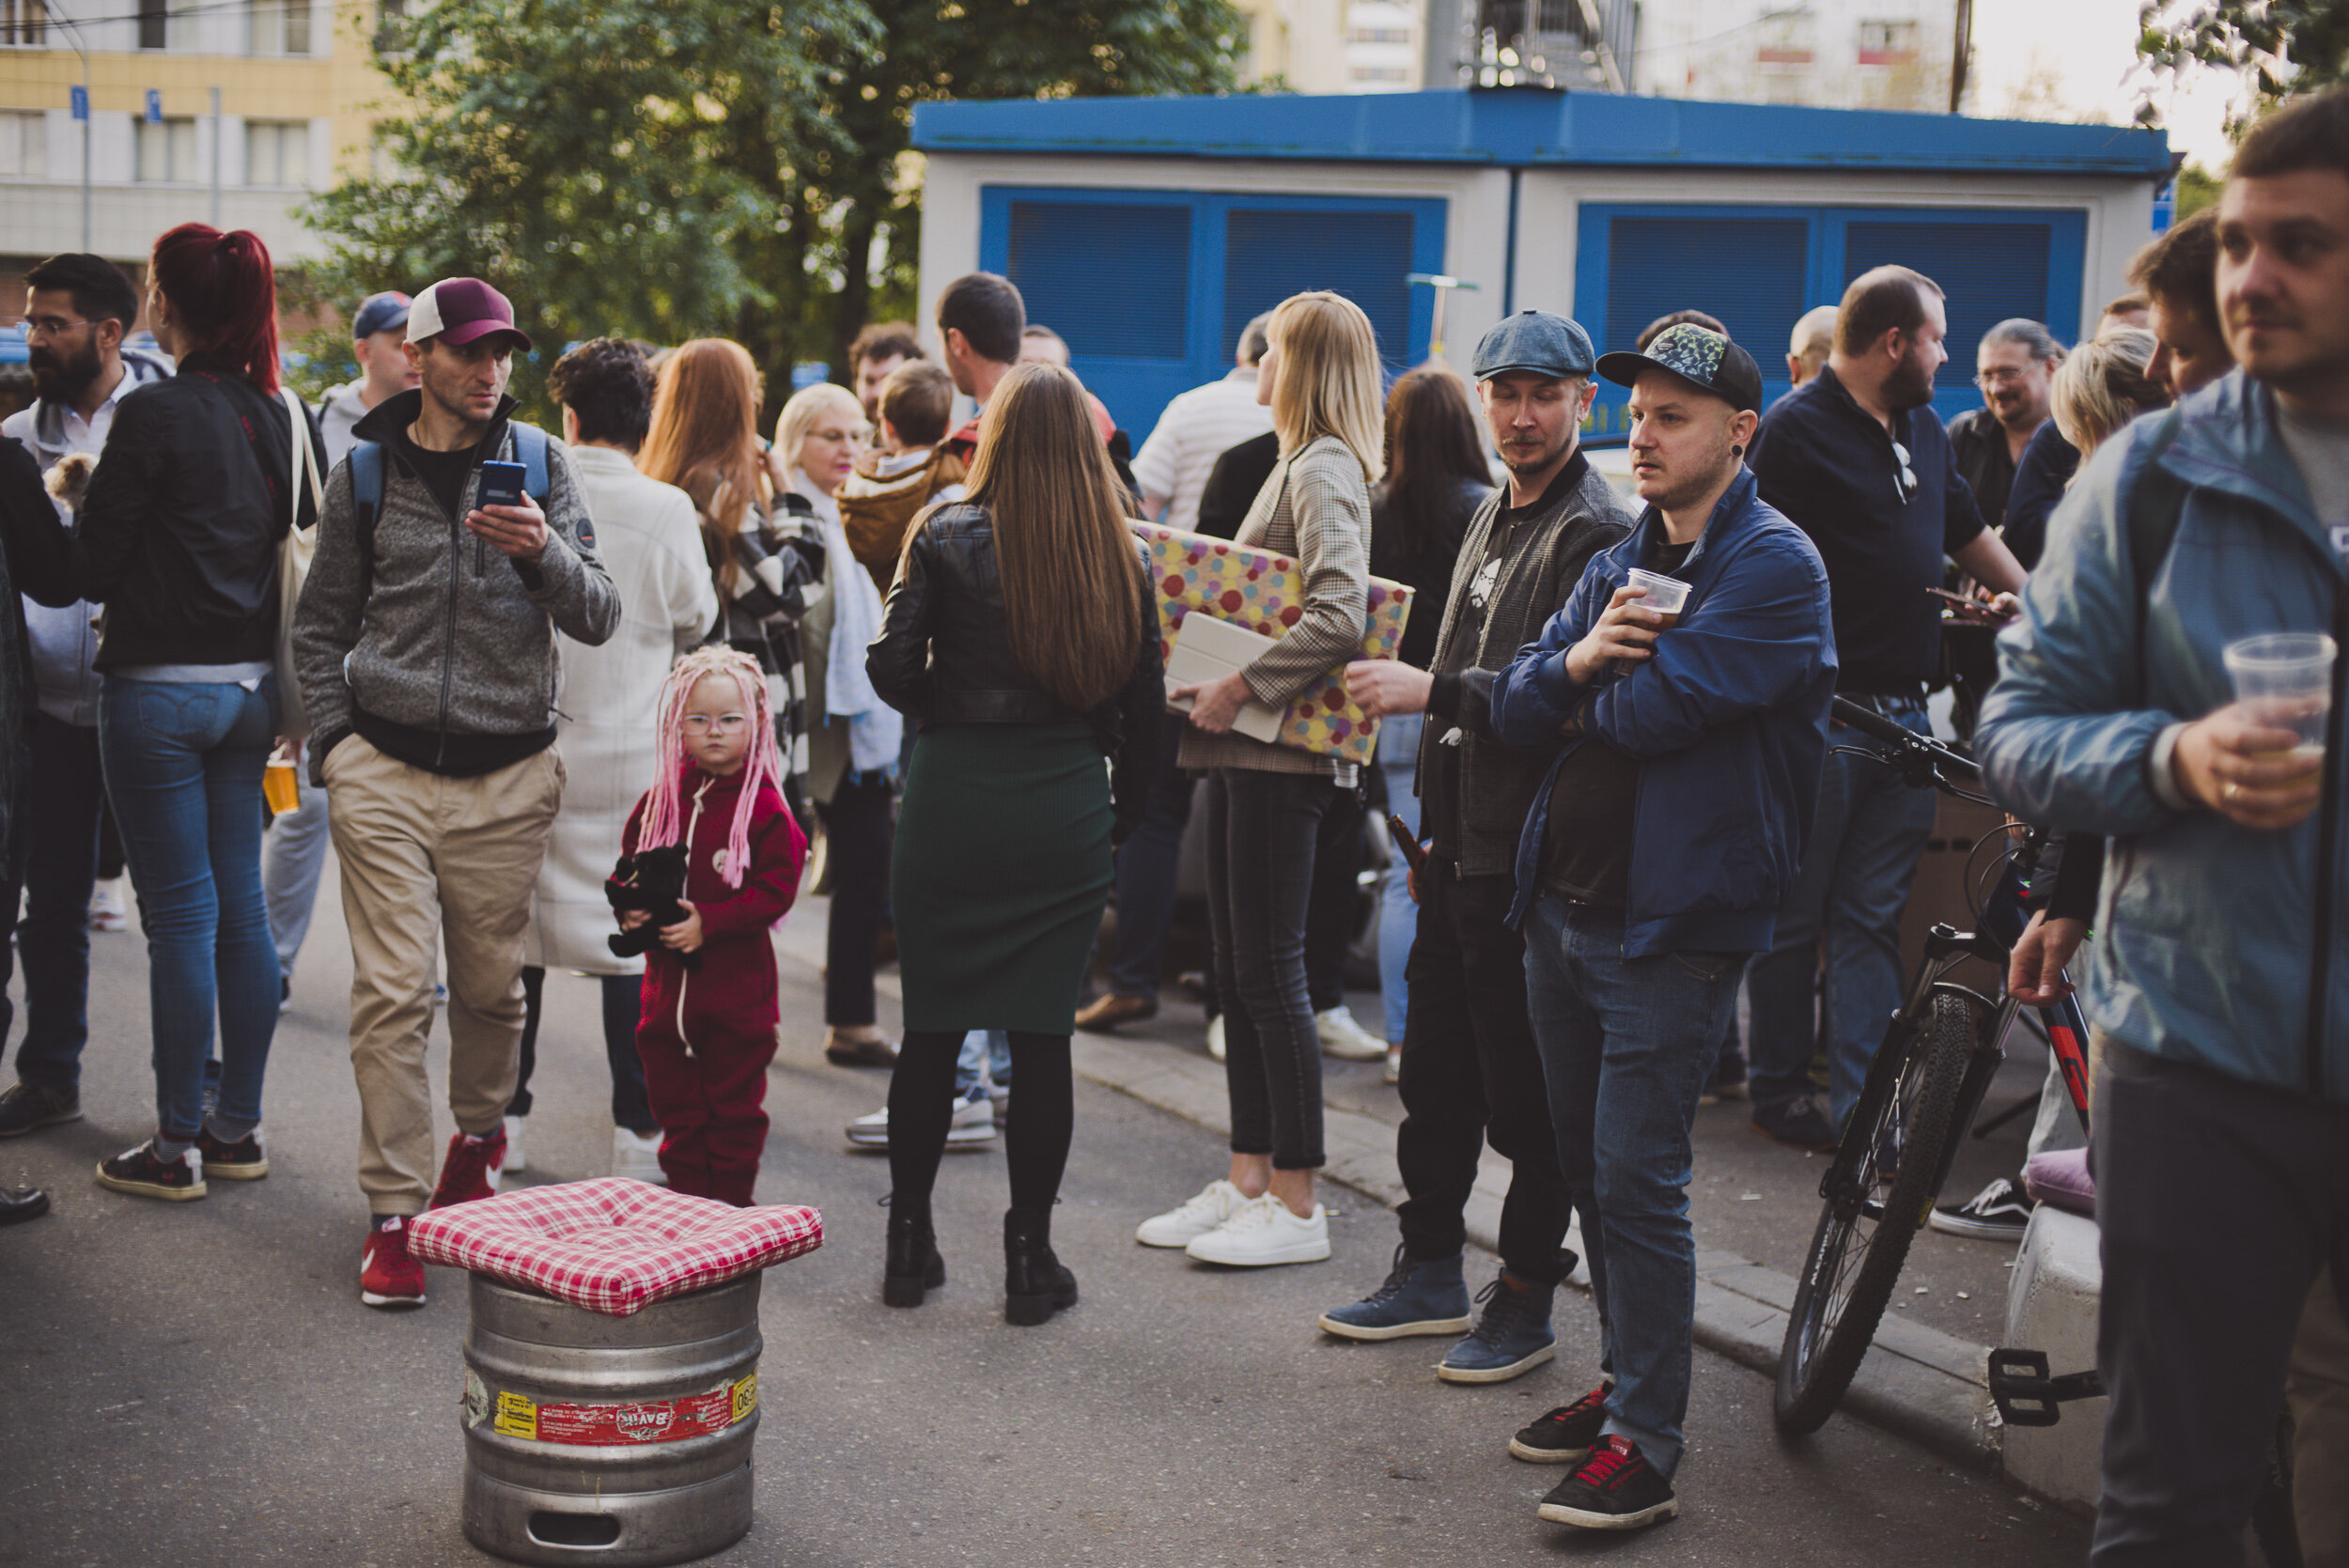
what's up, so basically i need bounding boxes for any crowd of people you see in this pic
[0,85,2343,1559]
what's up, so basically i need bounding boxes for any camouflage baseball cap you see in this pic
[1596,322,1764,413]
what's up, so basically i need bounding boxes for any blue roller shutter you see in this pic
[1842,221,2054,424]
[1004,198,1192,361]
[1223,209,1417,372]
[1601,216,1811,365]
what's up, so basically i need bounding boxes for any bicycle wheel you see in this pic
[1775,988,1983,1435]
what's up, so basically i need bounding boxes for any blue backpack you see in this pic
[347,423,552,588]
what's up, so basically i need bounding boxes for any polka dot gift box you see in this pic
[1134,520,1414,767]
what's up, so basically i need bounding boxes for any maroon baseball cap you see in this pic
[405,277,532,351]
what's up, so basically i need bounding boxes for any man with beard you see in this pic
[1947,318,2064,532]
[1743,266,2028,1148]
[0,254,166,1140]
[1320,310,1631,1382]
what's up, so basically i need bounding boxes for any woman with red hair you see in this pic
[64,224,323,1201]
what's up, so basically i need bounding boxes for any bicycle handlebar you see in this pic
[1829,697,1983,796]
[1829,697,1916,749]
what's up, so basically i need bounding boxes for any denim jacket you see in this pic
[1490,467,1836,955]
[1977,370,2349,1103]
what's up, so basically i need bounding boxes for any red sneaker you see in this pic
[360,1216,426,1309]
[428,1127,506,1209]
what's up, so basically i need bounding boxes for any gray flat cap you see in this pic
[1471,309,1597,381]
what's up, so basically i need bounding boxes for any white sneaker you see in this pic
[499,1114,527,1174]
[1384,1044,1402,1085]
[612,1126,665,1183]
[1136,1178,1250,1248]
[1184,1192,1332,1266]
[1316,1005,1386,1061]
[1206,1014,1226,1063]
[845,1087,997,1149]
[88,877,128,932]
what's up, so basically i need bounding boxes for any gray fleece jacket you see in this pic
[292,389,620,782]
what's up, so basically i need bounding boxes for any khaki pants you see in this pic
[324,736,564,1216]
[2293,1268,2349,1568]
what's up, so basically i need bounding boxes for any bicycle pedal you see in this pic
[1987,1346,2105,1428]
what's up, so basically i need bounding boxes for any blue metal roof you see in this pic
[912,87,2170,179]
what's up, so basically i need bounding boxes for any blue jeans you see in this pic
[1376,711,1423,1047]
[1744,698,1937,1128]
[98,675,279,1140]
[1103,714,1193,1002]
[957,1029,1010,1095]
[0,715,103,1089]
[1523,894,1740,1480]
[262,737,332,981]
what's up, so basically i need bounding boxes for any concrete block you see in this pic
[2001,1205,2106,1514]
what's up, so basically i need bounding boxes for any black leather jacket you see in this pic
[866,502,1162,843]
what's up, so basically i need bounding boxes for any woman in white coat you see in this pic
[504,339,718,1180]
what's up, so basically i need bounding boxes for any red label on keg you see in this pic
[470,1373,757,1447]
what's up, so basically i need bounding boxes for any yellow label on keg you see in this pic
[493,1390,538,1440]
[730,1373,757,1422]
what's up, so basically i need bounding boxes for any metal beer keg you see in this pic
[459,1271,763,1565]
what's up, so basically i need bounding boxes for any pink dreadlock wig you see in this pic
[636,647,786,891]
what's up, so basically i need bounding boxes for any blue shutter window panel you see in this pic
[1222,209,1418,372]
[1601,217,1811,370]
[1004,199,1192,362]
[1842,220,2057,424]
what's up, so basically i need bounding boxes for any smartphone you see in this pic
[1386,814,1429,875]
[476,460,528,510]
[1928,586,2000,622]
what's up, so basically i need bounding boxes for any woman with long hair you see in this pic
[1143,291,1384,1267]
[773,381,903,1068]
[2050,326,2170,463]
[1367,365,1492,1079]
[69,224,323,1198]
[865,363,1160,1323]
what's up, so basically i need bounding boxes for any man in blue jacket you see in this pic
[1490,323,1835,1531]
[1977,89,2349,1564]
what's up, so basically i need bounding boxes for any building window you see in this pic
[1347,26,1412,42]
[0,110,47,175]
[1351,66,1411,82]
[134,116,196,182]
[1858,20,1919,66]
[246,118,309,187]
[250,0,312,55]
[137,0,167,49]
[1755,15,1814,68]
[1,0,44,47]
[1533,0,1574,32]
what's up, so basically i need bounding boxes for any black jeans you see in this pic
[1205,768,1330,1170]
[0,716,103,1090]
[1104,715,1193,1002]
[888,1030,1073,1215]
[819,771,894,1029]
[2092,1039,2349,1566]
[1305,781,1363,1014]
[1393,870,1581,1283]
[509,967,658,1135]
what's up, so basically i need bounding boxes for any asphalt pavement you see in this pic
[0,866,2088,1565]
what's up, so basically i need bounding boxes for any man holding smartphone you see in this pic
[292,276,619,1311]
[1324,311,1632,1383]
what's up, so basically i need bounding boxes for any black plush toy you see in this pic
[605,845,702,971]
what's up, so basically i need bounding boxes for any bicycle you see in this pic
[1772,697,2095,1436]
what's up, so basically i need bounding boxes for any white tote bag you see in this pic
[272,386,322,742]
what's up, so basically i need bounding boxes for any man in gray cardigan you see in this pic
[292,277,618,1310]
[1323,310,1631,1384]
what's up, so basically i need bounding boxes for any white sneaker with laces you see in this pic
[499,1114,527,1174]
[1184,1192,1331,1266]
[846,1087,998,1149]
[1206,1015,1226,1063]
[88,877,129,932]
[1137,1178,1250,1248]
[1315,1005,1386,1061]
[612,1126,665,1183]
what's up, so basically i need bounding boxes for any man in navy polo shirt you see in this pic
[1744,265,2028,1147]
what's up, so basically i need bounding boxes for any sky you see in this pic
[1971,0,2241,169]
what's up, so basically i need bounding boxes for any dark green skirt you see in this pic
[891,722,1112,1034]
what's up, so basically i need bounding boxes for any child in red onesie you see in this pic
[617,648,808,1203]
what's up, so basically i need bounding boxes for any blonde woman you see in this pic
[1143,291,1385,1266]
[2050,327,2170,462]
[773,382,904,1067]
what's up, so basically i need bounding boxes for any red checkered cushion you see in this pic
[406,1178,823,1316]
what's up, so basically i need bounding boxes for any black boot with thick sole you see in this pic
[883,1203,945,1308]
[1003,1206,1079,1327]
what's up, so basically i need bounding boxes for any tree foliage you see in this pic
[303,0,1244,421]
[2139,0,2349,132]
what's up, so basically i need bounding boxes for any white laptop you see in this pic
[1163,613,1287,745]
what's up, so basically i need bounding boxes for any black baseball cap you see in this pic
[1596,322,1765,414]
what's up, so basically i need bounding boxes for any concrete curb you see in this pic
[776,923,1999,1472]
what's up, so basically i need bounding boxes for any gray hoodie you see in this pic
[291,388,620,783]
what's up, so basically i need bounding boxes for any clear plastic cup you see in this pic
[2223,632,2337,760]
[1626,568,1690,628]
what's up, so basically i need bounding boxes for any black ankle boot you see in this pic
[883,1203,945,1308]
[1003,1206,1078,1327]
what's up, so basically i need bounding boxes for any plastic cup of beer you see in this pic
[1626,569,1690,629]
[2222,632,2337,761]
[263,757,301,815]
